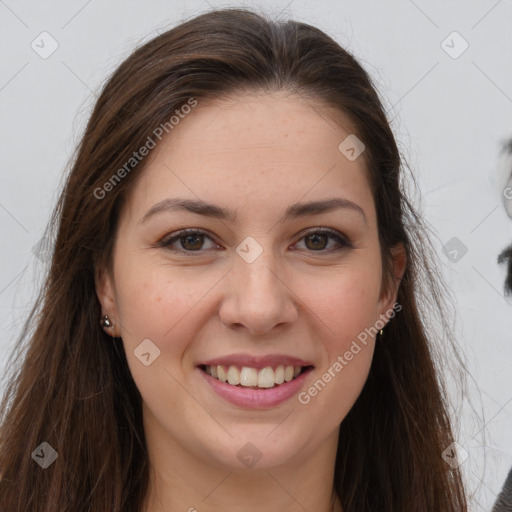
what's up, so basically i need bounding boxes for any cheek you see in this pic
[293,260,381,409]
[295,272,380,420]
[113,260,221,353]
[112,265,213,414]
[299,261,383,344]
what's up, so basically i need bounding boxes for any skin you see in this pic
[96,90,406,512]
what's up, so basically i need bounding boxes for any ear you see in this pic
[95,264,120,336]
[378,242,407,316]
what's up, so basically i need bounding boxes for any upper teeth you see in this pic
[204,365,302,388]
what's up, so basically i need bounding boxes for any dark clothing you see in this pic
[493,467,512,511]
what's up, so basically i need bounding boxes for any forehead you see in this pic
[170,90,359,156]
[123,91,374,223]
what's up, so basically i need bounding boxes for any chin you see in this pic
[199,424,313,471]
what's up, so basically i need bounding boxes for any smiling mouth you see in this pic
[198,364,313,389]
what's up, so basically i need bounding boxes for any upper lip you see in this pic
[198,353,314,370]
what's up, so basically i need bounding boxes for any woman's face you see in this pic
[97,91,404,471]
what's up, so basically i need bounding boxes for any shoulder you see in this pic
[492,466,512,511]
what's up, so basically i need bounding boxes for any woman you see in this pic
[0,7,468,512]
[493,140,512,512]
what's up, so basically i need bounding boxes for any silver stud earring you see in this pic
[101,315,113,329]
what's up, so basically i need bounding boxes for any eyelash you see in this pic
[158,227,352,254]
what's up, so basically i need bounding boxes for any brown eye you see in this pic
[305,233,329,250]
[295,228,352,252]
[180,233,204,251]
[159,229,219,253]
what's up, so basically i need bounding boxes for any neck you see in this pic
[140,404,343,512]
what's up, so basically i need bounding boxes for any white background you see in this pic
[1,1,511,510]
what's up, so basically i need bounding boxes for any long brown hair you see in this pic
[0,7,467,511]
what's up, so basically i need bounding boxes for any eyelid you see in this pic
[297,226,350,241]
[158,228,221,250]
[293,226,353,250]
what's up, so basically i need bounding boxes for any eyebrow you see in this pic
[140,197,367,224]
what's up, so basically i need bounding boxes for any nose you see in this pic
[218,248,298,336]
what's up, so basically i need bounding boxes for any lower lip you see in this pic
[197,367,313,409]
